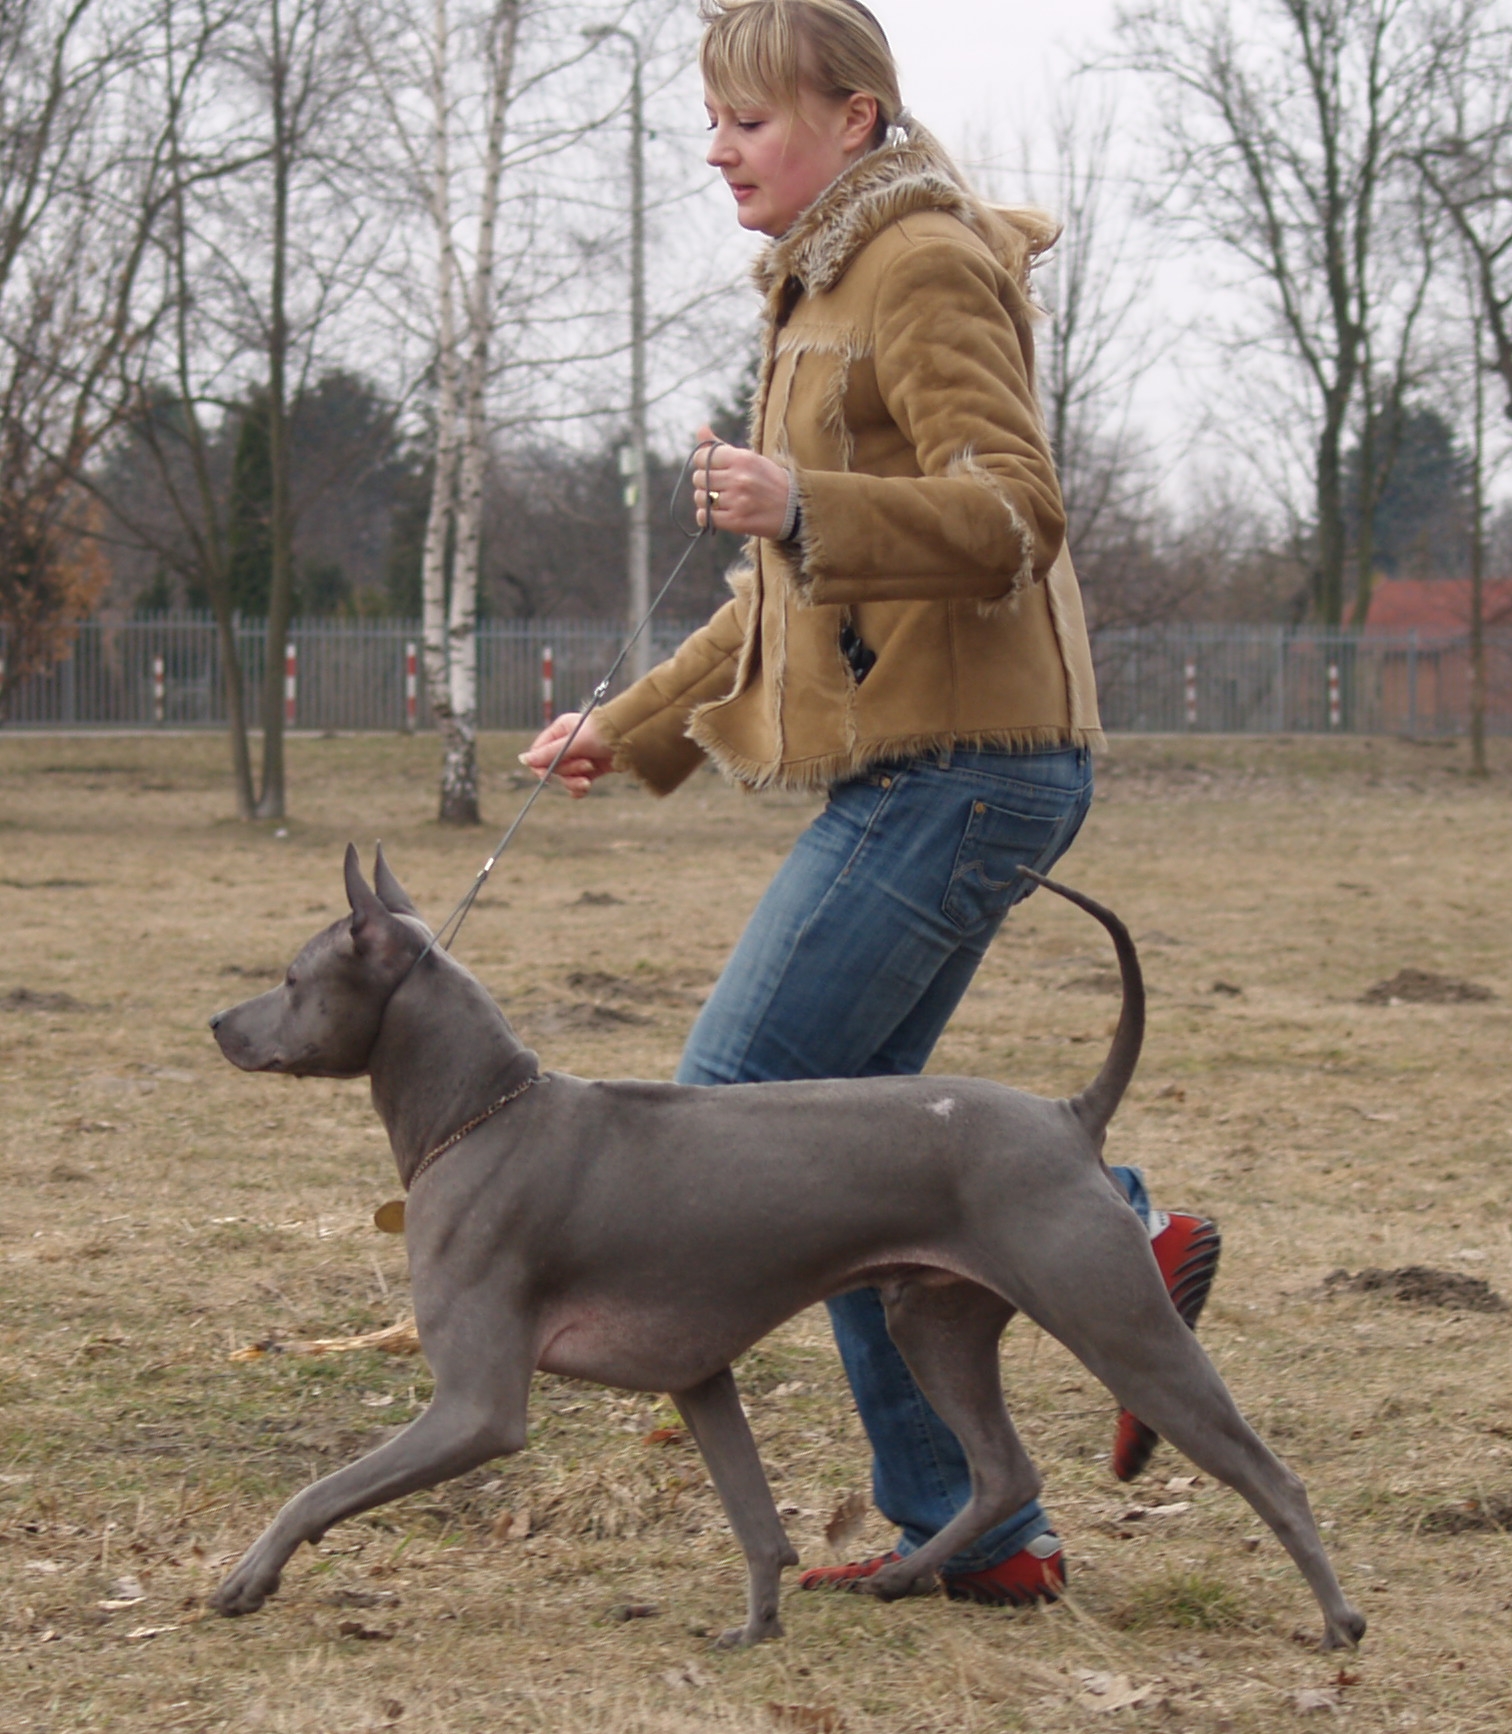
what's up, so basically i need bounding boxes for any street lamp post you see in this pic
[587,25,651,683]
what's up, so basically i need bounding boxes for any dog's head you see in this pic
[210,845,429,1078]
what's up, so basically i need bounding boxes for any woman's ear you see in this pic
[840,91,879,153]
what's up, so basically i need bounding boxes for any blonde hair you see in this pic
[697,0,1058,279]
[699,0,901,144]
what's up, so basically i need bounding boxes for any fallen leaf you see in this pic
[337,1619,394,1641]
[642,1426,688,1446]
[823,1490,868,1555]
[108,1575,145,1602]
[1165,1475,1202,1492]
[491,1507,532,1542]
[1077,1671,1161,1712]
[767,1705,846,1732]
[661,1661,712,1690]
[610,1602,660,1622]
[1119,1501,1191,1521]
[124,1625,179,1641]
[1291,1687,1341,1713]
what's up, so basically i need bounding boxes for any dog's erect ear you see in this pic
[344,842,389,941]
[373,843,421,919]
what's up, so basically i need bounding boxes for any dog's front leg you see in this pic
[213,1333,533,1616]
[672,1367,799,1647]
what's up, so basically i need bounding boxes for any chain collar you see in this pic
[406,1072,543,1192]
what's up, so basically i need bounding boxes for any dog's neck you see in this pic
[366,947,538,1185]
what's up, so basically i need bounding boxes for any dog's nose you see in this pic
[209,1010,224,1030]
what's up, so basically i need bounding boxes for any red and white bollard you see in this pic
[152,654,165,725]
[404,641,418,732]
[542,644,555,725]
[1184,659,1197,729]
[284,642,297,728]
[1327,662,1341,730]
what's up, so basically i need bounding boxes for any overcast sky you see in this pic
[885,0,1121,156]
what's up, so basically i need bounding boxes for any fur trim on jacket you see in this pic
[598,139,1103,795]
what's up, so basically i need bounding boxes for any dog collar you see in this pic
[374,1072,543,1232]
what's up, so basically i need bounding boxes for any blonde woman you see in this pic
[523,0,1219,1606]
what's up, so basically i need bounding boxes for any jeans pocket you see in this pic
[942,796,1067,933]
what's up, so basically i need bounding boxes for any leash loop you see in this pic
[418,439,726,962]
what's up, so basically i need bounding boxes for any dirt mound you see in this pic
[1059,971,1123,994]
[1361,968,1495,1005]
[1325,1265,1507,1312]
[1,986,90,1014]
[1421,1495,1512,1534]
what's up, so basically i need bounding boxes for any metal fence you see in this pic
[1,612,1508,736]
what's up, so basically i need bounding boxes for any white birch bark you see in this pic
[420,0,462,784]
[424,0,521,824]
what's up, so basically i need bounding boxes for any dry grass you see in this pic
[2,728,1511,1732]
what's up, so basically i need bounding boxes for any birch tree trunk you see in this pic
[420,0,465,812]
[423,0,522,826]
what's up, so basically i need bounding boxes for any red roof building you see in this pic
[1361,576,1512,632]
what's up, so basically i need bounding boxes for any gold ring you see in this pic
[709,491,721,505]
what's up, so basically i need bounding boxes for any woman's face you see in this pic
[705,86,877,237]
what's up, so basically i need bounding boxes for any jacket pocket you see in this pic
[942,795,1067,933]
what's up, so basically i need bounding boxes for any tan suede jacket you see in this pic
[597,139,1102,794]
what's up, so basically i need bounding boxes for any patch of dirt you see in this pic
[529,1001,654,1034]
[1059,971,1122,994]
[219,962,284,980]
[564,969,706,1005]
[0,877,95,890]
[1421,1495,1512,1534]
[0,986,91,1013]
[1360,968,1495,1005]
[1324,1265,1508,1312]
[573,890,624,907]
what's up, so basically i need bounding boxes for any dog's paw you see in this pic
[713,1617,782,1649]
[1320,1607,1367,1650]
[210,1563,280,1617]
[863,1560,935,1603]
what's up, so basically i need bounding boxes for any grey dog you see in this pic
[207,845,1365,1651]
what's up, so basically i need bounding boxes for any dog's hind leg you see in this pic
[864,1280,1040,1603]
[672,1366,799,1647]
[1034,1280,1366,1651]
[213,1318,535,1617]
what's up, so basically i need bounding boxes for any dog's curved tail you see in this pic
[1018,868,1144,1141]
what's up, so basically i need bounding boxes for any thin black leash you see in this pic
[414,438,726,968]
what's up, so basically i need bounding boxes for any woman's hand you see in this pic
[693,424,793,539]
[518,711,616,799]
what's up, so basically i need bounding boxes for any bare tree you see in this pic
[1117,0,1449,625]
[216,0,373,818]
[1414,6,1512,414]
[0,0,181,712]
[359,0,714,824]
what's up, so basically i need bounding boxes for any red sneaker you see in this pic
[942,1534,1066,1606]
[1112,1213,1222,1482]
[798,1551,900,1591]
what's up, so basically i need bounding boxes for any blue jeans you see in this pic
[677,744,1149,1572]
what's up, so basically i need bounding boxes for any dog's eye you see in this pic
[285,970,298,988]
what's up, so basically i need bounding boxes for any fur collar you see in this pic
[753,140,1030,300]
[754,142,970,296]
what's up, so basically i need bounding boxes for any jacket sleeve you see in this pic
[594,593,747,796]
[783,234,1065,609]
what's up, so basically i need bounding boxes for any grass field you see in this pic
[2,728,1510,1733]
